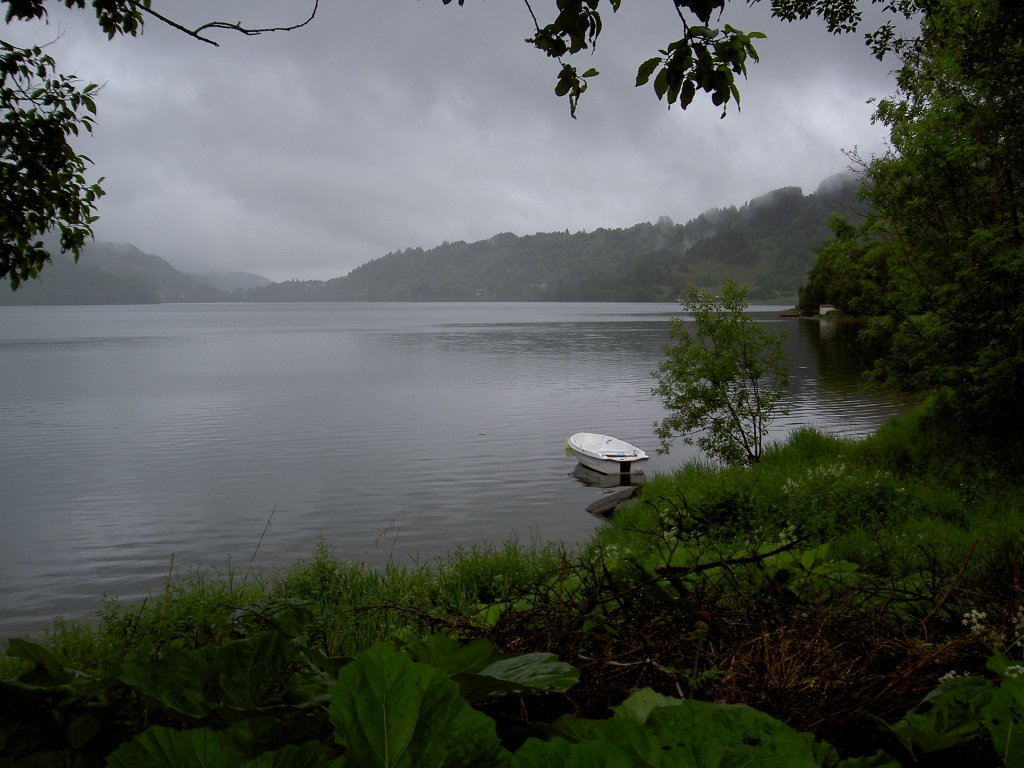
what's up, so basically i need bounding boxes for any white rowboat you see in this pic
[566,432,649,475]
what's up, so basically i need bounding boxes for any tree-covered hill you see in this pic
[242,174,861,303]
[0,242,230,305]
[1,174,861,305]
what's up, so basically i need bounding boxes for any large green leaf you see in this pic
[983,676,1024,766]
[119,654,207,719]
[106,725,246,768]
[4,638,72,687]
[407,634,504,675]
[330,642,506,767]
[511,736,635,767]
[239,740,341,767]
[119,630,319,720]
[476,653,579,692]
[883,675,992,754]
[409,634,578,702]
[552,695,843,767]
[612,687,683,723]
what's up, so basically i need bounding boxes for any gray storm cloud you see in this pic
[6,1,897,282]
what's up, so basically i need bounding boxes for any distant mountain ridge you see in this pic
[0,242,229,305]
[241,173,862,303]
[1,174,862,305]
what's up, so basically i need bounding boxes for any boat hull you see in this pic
[567,432,649,476]
[575,453,649,475]
[571,463,645,488]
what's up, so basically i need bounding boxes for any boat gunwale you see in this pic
[568,432,649,466]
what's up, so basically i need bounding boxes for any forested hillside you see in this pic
[0,242,228,305]
[2,174,861,305]
[243,174,861,303]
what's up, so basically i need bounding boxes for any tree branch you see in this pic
[654,537,808,576]
[522,0,541,33]
[135,1,319,47]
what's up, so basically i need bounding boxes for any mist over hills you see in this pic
[187,270,273,294]
[0,242,273,305]
[241,174,860,303]
[2,174,862,305]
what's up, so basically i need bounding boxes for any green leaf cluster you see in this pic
[880,663,1024,765]
[512,0,921,118]
[2,0,157,289]
[0,40,105,289]
[652,277,789,465]
[4,1,148,39]
[635,23,766,116]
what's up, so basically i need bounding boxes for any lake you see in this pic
[0,303,909,638]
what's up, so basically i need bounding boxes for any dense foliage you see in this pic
[0,40,103,289]
[799,0,1024,435]
[652,278,788,464]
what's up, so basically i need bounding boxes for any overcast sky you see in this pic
[7,1,901,282]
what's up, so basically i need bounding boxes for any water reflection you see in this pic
[570,463,647,489]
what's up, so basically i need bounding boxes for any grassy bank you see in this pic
[3,401,1023,765]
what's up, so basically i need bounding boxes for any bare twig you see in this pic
[250,505,276,568]
[654,537,808,576]
[241,506,276,590]
[918,537,977,642]
[135,1,319,47]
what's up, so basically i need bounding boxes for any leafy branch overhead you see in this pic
[441,0,920,117]
[0,0,320,290]
[527,0,768,117]
[0,40,104,289]
[516,0,770,117]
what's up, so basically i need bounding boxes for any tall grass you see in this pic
[269,536,575,656]
[0,563,271,675]
[2,534,578,673]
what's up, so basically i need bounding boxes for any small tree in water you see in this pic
[652,279,788,466]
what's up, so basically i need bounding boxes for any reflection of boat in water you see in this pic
[566,433,649,475]
[571,463,646,488]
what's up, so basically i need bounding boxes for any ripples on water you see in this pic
[0,304,910,637]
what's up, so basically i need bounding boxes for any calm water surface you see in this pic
[0,303,909,637]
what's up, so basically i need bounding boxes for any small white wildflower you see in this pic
[962,608,987,634]
[1004,665,1024,679]
[938,670,961,683]
[776,524,797,545]
[1012,606,1024,637]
